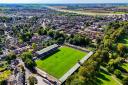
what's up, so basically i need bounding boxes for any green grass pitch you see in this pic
[36,46,87,78]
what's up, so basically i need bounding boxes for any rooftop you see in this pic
[36,44,58,55]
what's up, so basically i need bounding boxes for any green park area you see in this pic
[96,69,120,85]
[113,11,128,14]
[36,46,87,78]
[121,63,128,72]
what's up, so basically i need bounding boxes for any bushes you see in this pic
[38,27,66,45]
[20,52,36,70]
[28,76,38,85]
[0,80,7,85]
[107,66,115,73]
[122,77,128,85]
[68,34,91,47]
[66,21,128,85]
[117,43,126,56]
[0,48,3,55]
[114,69,122,78]
[6,52,16,64]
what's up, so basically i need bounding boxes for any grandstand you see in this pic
[36,44,59,58]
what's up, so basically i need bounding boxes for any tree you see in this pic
[20,65,25,72]
[108,21,120,29]
[24,58,36,69]
[96,38,101,44]
[101,49,109,63]
[54,31,65,39]
[32,43,37,49]
[68,34,90,47]
[108,57,122,70]
[114,69,122,78]
[111,53,118,59]
[104,39,112,49]
[37,29,42,35]
[123,77,128,85]
[0,48,3,55]
[107,65,114,73]
[21,52,32,61]
[6,52,16,64]
[37,27,46,35]
[56,37,65,44]
[28,76,38,85]
[20,52,36,69]
[0,80,7,85]
[117,43,126,56]
[47,30,54,37]
[19,32,32,42]
[66,21,128,84]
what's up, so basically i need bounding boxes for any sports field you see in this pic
[36,46,87,78]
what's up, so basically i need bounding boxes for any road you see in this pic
[18,59,50,85]
[35,75,50,85]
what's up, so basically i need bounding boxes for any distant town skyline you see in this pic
[0,0,128,3]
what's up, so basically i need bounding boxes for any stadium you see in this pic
[35,44,93,83]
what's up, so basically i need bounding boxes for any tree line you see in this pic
[66,21,128,85]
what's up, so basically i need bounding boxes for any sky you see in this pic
[0,0,128,3]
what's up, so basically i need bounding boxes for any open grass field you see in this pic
[47,6,127,16]
[113,12,128,14]
[96,69,120,85]
[36,46,87,78]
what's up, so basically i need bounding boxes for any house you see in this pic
[8,75,17,85]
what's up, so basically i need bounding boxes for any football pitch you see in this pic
[36,46,87,78]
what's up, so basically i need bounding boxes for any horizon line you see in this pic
[0,3,128,4]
